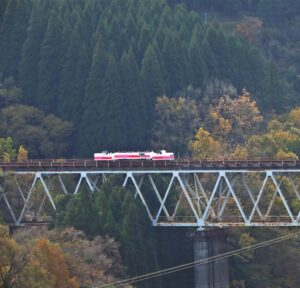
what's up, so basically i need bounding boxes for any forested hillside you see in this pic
[0,0,294,158]
[1,1,300,288]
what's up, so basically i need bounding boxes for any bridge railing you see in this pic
[0,158,299,171]
[157,215,296,225]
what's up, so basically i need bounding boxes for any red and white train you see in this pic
[94,150,175,161]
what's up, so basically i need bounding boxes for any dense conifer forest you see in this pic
[1,0,297,157]
[1,0,300,287]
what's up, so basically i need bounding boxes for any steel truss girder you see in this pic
[1,169,300,227]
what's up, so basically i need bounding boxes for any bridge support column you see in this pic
[194,229,229,288]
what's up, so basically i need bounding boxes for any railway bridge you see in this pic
[1,158,300,288]
[1,158,300,227]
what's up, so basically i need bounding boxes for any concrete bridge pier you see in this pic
[194,229,229,288]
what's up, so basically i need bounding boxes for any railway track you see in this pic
[0,158,299,171]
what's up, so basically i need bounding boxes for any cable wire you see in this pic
[98,231,300,288]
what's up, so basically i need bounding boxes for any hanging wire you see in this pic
[98,231,300,288]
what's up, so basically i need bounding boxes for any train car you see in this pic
[94,150,174,161]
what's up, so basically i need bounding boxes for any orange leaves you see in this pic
[0,225,22,288]
[192,88,300,160]
[214,90,263,136]
[202,89,263,154]
[0,225,79,288]
[17,145,28,161]
[235,16,263,43]
[11,227,125,287]
[31,239,79,288]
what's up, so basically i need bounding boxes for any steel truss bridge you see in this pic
[1,159,300,228]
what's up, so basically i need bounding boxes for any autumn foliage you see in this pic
[189,128,221,158]
[0,225,80,288]
[31,239,79,288]
[235,17,263,43]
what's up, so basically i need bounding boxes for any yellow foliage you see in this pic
[289,107,300,128]
[0,224,9,238]
[267,119,283,132]
[208,111,219,122]
[231,145,249,160]
[273,130,298,148]
[189,128,222,159]
[207,89,263,151]
[218,117,232,134]
[17,145,28,161]
[3,152,11,162]
[276,149,298,159]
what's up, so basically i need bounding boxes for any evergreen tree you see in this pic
[73,41,90,125]
[79,0,101,54]
[154,23,166,50]
[103,186,124,237]
[120,48,147,150]
[19,0,50,105]
[162,31,186,95]
[0,0,31,79]
[104,210,118,237]
[121,202,148,276]
[107,16,122,59]
[207,26,231,80]
[201,39,217,78]
[125,12,137,42]
[137,23,151,64]
[188,29,207,87]
[63,188,100,238]
[244,46,266,102]
[118,29,130,59]
[227,36,248,90]
[58,28,84,123]
[94,180,111,228]
[141,44,164,136]
[101,54,125,150]
[37,9,62,113]
[263,62,285,111]
[0,0,8,23]
[107,187,123,222]
[120,193,161,288]
[78,35,107,156]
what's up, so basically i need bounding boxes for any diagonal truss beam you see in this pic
[242,174,263,217]
[223,173,248,223]
[270,174,295,222]
[128,173,154,222]
[1,169,300,227]
[218,175,238,219]
[148,175,170,219]
[249,173,269,222]
[154,175,176,224]
[176,173,200,221]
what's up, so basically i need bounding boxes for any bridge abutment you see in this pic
[194,229,229,288]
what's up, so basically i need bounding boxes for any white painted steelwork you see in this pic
[1,168,300,227]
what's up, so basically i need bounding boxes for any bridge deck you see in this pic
[2,158,300,228]
[0,158,299,171]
